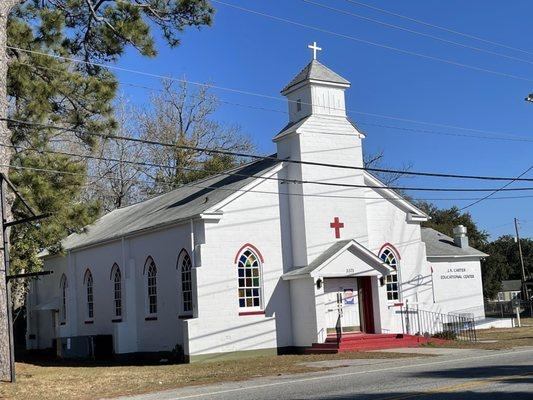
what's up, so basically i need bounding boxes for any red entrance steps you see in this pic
[304,332,446,354]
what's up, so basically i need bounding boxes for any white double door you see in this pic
[324,278,360,332]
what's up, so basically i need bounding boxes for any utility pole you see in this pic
[514,218,528,302]
[0,173,49,382]
[0,0,22,382]
[0,176,14,382]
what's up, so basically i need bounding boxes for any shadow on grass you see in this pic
[16,349,182,368]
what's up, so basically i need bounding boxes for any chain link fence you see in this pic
[485,300,533,318]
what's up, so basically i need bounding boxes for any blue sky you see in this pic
[113,0,533,239]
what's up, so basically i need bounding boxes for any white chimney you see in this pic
[453,225,469,249]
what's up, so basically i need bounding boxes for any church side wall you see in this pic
[126,223,194,353]
[364,188,429,333]
[185,177,292,359]
[27,255,67,350]
[31,222,195,356]
[70,241,124,341]
[429,257,485,318]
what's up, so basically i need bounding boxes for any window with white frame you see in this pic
[145,257,157,315]
[84,270,94,319]
[237,249,262,309]
[179,251,193,314]
[112,264,122,318]
[380,248,399,301]
[60,274,67,323]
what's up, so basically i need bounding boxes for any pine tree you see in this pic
[0,0,214,380]
[6,0,214,273]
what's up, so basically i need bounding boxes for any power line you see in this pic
[212,0,533,83]
[7,142,533,193]
[459,166,533,210]
[9,47,533,142]
[5,117,533,183]
[302,0,533,66]
[118,78,533,143]
[5,161,533,203]
[343,0,533,57]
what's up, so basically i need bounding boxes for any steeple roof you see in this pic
[281,59,350,94]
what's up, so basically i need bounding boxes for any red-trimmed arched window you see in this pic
[379,247,399,301]
[236,248,262,309]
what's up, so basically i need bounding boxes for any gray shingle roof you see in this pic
[281,60,350,93]
[61,156,280,251]
[421,227,488,258]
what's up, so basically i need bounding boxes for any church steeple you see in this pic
[281,43,350,123]
[274,44,368,267]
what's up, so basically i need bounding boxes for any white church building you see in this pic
[26,47,488,362]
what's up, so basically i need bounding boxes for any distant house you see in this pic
[494,280,522,302]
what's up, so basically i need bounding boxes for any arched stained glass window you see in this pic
[179,251,193,313]
[112,265,122,318]
[237,249,261,309]
[380,248,399,301]
[145,257,157,315]
[84,270,94,319]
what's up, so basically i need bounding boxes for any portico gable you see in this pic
[282,239,393,280]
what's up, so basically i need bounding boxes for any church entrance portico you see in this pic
[324,276,376,335]
[324,277,360,333]
[283,239,394,346]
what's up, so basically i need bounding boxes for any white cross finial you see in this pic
[308,41,322,60]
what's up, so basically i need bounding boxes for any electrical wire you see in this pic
[302,0,533,66]
[342,0,533,57]
[211,0,533,83]
[5,117,533,183]
[8,46,533,142]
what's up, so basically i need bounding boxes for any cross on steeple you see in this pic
[308,41,322,60]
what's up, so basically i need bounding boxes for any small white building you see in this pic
[26,53,488,362]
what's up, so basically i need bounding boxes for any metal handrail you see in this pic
[401,305,477,342]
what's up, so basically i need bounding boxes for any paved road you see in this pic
[119,347,533,400]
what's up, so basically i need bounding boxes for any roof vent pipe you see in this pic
[453,225,469,249]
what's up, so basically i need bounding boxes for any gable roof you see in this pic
[60,156,281,252]
[421,227,488,258]
[363,171,428,220]
[282,239,393,280]
[281,60,350,94]
[273,115,365,143]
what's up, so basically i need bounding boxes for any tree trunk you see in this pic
[0,0,20,382]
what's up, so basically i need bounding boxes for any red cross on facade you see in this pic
[330,217,344,239]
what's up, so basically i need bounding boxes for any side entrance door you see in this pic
[324,278,360,333]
